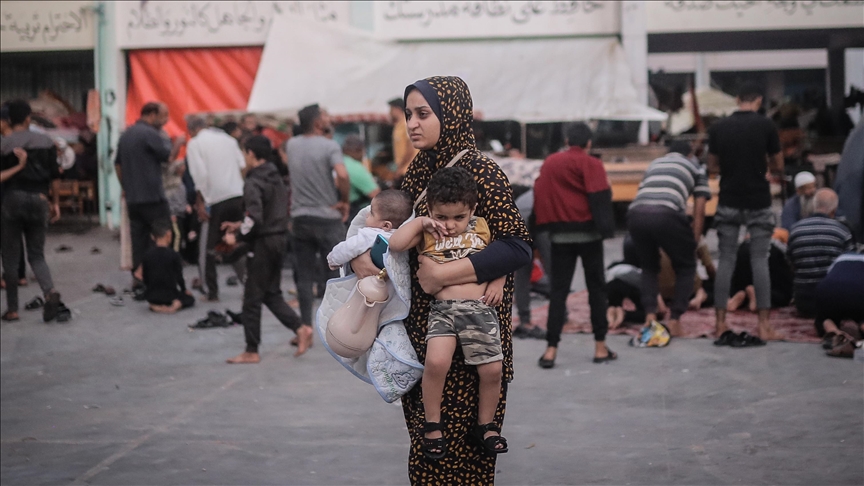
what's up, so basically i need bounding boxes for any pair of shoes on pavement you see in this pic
[189,310,232,329]
[713,330,766,348]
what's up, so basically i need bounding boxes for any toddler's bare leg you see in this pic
[476,360,503,427]
[422,336,457,439]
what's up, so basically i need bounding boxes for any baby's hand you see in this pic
[482,276,506,307]
[420,217,447,240]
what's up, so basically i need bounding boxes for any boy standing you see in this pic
[224,136,313,364]
[388,167,508,459]
[137,222,195,313]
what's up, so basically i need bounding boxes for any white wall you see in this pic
[0,1,96,52]
[645,1,864,33]
[372,0,620,40]
[113,0,350,49]
[847,48,864,125]
[648,50,829,73]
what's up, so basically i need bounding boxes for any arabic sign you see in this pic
[646,1,864,33]
[374,1,620,40]
[116,1,350,49]
[1,1,95,52]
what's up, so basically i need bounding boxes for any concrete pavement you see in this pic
[1,227,862,485]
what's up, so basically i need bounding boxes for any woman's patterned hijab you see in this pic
[403,76,477,171]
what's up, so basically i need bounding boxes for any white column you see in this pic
[695,53,710,90]
[622,1,649,144]
[95,0,125,228]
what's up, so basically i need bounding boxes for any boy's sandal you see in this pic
[1,311,20,322]
[471,423,508,455]
[24,296,45,310]
[422,421,446,460]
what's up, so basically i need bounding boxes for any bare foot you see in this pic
[294,325,313,357]
[18,278,28,287]
[715,323,730,338]
[149,300,182,314]
[200,295,219,303]
[727,291,746,311]
[226,352,260,364]
[667,319,683,337]
[689,288,707,310]
[608,307,624,330]
[758,326,784,341]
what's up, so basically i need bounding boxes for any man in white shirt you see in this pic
[185,117,247,301]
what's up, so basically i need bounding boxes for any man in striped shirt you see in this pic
[627,141,711,337]
[787,189,854,318]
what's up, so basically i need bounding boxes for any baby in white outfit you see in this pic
[327,190,414,270]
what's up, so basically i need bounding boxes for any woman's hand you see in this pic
[350,250,379,279]
[416,255,445,295]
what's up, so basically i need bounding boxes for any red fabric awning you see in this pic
[125,47,263,138]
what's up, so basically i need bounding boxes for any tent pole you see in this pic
[520,122,527,157]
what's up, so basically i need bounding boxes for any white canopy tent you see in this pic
[247,16,666,124]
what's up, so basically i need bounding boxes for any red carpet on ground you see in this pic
[528,291,820,344]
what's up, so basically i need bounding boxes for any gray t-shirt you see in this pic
[285,135,344,220]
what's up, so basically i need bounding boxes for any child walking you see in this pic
[222,135,312,364]
[326,189,413,270]
[137,222,196,314]
[388,167,508,459]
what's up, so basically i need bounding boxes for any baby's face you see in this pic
[365,200,391,230]
[428,202,474,237]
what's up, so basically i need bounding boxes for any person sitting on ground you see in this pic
[326,189,412,270]
[781,171,817,230]
[726,229,793,312]
[788,188,854,317]
[387,166,509,459]
[657,240,716,312]
[814,253,864,354]
[222,135,313,364]
[135,222,195,314]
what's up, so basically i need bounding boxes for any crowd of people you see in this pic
[1,76,862,485]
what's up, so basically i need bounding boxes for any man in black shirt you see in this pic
[708,83,783,341]
[0,100,65,322]
[115,102,184,286]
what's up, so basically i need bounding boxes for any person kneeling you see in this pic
[137,222,195,314]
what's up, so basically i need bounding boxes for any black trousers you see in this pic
[1,191,55,312]
[205,197,246,299]
[546,239,608,345]
[627,205,696,320]
[291,216,345,326]
[242,234,302,353]
[127,201,171,274]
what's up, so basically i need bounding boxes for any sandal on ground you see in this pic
[713,330,737,346]
[92,284,107,293]
[821,332,839,350]
[538,354,555,369]
[826,335,856,359]
[43,292,61,323]
[471,423,508,455]
[1,311,20,322]
[422,422,446,460]
[24,296,45,310]
[188,311,231,329]
[593,346,618,364]
[55,303,72,323]
[730,332,766,348]
[109,296,125,307]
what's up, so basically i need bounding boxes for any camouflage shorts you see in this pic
[427,299,503,366]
